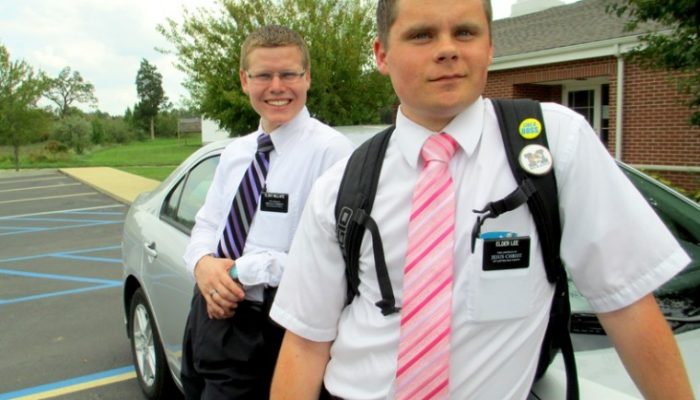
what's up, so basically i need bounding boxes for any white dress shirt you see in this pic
[270,98,690,399]
[183,107,353,302]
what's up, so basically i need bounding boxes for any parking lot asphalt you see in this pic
[0,168,159,400]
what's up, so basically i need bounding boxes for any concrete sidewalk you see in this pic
[60,167,160,205]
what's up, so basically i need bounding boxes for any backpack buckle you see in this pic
[336,206,353,255]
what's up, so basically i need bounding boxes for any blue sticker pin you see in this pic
[480,231,518,239]
[519,118,542,140]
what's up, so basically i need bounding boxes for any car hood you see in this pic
[534,329,700,399]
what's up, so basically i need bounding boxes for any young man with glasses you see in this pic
[180,24,353,399]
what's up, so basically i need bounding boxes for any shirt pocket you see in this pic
[249,207,297,251]
[464,237,536,321]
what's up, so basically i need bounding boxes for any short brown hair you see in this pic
[376,0,493,47]
[239,25,310,71]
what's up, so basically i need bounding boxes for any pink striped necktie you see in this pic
[396,133,458,400]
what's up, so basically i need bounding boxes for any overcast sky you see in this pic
[0,0,571,116]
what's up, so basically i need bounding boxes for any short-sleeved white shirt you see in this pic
[270,98,689,399]
[183,107,353,302]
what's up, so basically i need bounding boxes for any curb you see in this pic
[59,167,160,205]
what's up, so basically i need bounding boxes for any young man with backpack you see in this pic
[269,0,694,399]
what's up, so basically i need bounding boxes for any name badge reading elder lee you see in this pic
[260,192,289,213]
[482,237,530,271]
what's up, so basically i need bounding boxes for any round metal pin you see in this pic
[518,144,553,175]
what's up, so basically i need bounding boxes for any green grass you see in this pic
[0,137,203,181]
[81,138,202,167]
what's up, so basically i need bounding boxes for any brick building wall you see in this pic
[485,57,700,191]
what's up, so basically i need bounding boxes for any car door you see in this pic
[140,155,220,374]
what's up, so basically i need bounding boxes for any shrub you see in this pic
[27,150,49,163]
[44,140,69,154]
[156,113,178,137]
[52,115,92,154]
[690,190,700,203]
[103,118,137,144]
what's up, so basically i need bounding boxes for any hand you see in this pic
[194,255,245,319]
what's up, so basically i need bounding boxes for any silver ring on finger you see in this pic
[209,289,217,297]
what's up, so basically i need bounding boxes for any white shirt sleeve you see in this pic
[234,250,286,287]
[182,147,233,279]
[549,104,690,312]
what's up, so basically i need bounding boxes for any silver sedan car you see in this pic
[122,130,699,399]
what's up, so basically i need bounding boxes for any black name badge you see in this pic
[482,237,530,271]
[261,192,289,213]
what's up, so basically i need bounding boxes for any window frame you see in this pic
[159,154,221,235]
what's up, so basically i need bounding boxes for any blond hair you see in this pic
[240,25,310,70]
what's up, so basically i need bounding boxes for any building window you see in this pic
[563,82,610,145]
[567,89,595,124]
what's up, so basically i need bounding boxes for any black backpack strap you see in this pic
[335,126,400,316]
[546,277,578,400]
[491,99,578,400]
[492,99,563,282]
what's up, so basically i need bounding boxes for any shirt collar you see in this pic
[396,97,485,168]
[257,106,310,155]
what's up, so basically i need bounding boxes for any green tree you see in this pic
[135,59,168,140]
[158,0,395,135]
[91,117,106,145]
[45,66,98,118]
[608,0,700,126]
[89,111,113,145]
[0,45,51,170]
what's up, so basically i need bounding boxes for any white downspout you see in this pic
[615,44,624,160]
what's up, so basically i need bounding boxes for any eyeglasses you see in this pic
[245,70,306,84]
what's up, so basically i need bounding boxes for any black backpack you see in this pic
[334,99,578,399]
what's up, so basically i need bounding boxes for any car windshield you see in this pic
[570,165,700,333]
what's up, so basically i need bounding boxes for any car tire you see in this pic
[129,288,178,399]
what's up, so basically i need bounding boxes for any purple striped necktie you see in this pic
[395,133,458,400]
[216,133,274,259]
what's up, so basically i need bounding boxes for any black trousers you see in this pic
[181,287,283,400]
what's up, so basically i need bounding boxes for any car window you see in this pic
[161,155,220,234]
[570,166,700,333]
[621,167,700,331]
[162,178,185,220]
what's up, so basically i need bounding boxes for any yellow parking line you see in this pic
[12,371,136,400]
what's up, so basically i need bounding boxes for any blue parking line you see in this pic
[61,245,121,254]
[0,245,123,305]
[51,253,121,264]
[0,226,42,233]
[0,268,120,285]
[0,245,121,264]
[64,210,125,215]
[0,205,125,221]
[0,267,121,305]
[0,366,135,399]
[0,283,122,305]
[15,216,120,223]
[0,220,121,237]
